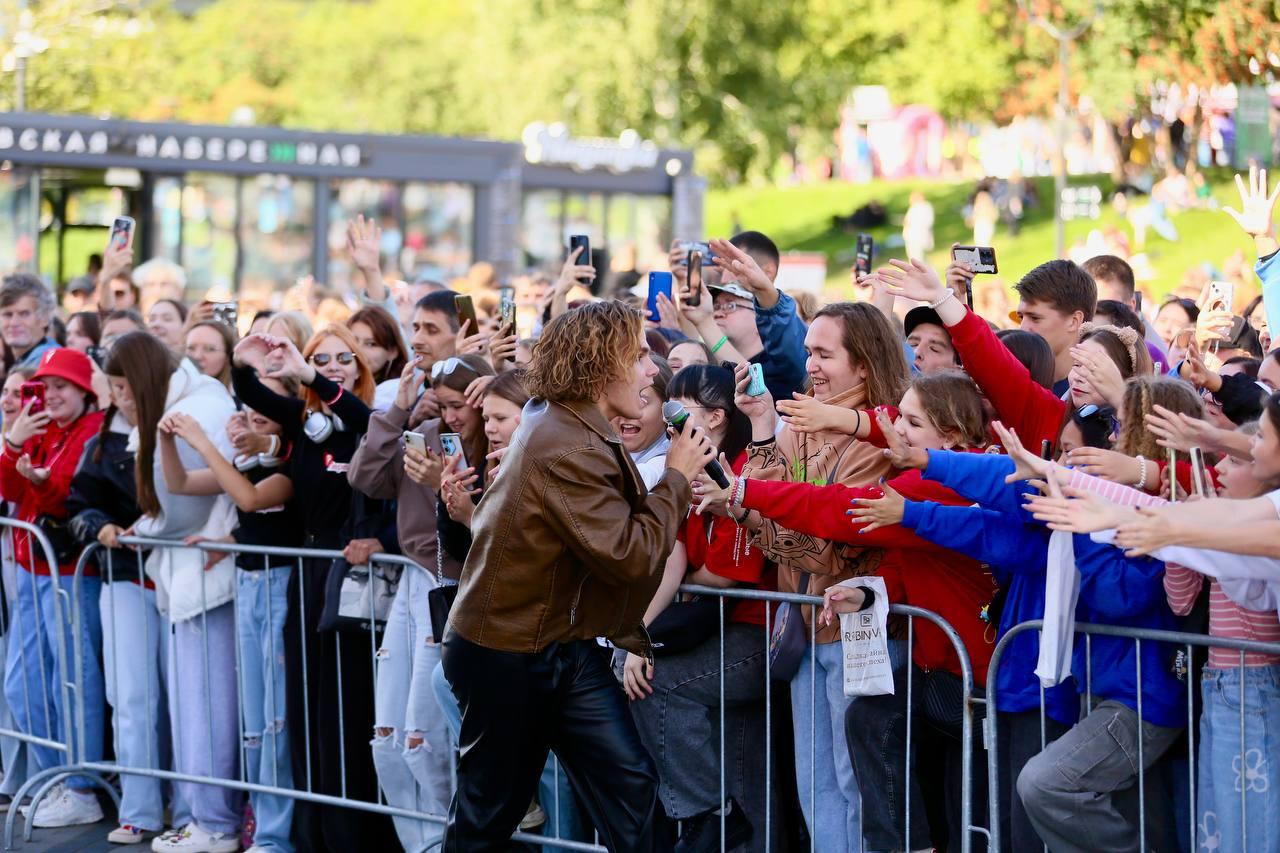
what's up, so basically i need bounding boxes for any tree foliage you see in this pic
[0,0,1273,182]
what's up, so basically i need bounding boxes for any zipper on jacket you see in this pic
[568,574,589,625]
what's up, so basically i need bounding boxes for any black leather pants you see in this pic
[442,631,670,853]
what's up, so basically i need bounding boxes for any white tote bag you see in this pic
[838,576,896,697]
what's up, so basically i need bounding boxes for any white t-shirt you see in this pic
[1267,489,1280,518]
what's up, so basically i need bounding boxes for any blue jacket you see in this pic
[753,291,809,401]
[1255,250,1280,346]
[911,451,1077,724]
[918,450,1185,729]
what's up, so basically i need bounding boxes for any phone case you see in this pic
[746,364,767,396]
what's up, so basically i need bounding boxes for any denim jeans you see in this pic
[1197,664,1280,853]
[1018,699,1182,853]
[624,623,770,846]
[169,602,242,835]
[101,581,170,830]
[431,660,587,847]
[371,567,450,853]
[3,569,103,790]
[0,632,28,797]
[790,637,904,852]
[236,568,293,852]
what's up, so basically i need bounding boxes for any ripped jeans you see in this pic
[237,567,293,852]
[372,566,452,853]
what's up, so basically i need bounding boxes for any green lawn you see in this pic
[704,170,1259,301]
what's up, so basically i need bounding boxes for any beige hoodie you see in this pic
[745,384,892,644]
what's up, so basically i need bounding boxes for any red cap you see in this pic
[32,347,95,396]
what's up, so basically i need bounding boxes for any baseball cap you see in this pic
[66,275,96,296]
[707,281,754,302]
[904,306,949,339]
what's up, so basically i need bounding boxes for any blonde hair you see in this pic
[266,311,314,354]
[527,301,643,404]
[1115,375,1204,458]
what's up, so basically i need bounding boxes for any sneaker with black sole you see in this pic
[673,797,752,853]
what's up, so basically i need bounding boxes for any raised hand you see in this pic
[1065,447,1142,486]
[1223,164,1279,239]
[403,445,445,491]
[876,258,947,304]
[233,334,275,373]
[395,361,426,413]
[346,214,383,272]
[1069,343,1126,408]
[847,479,905,533]
[776,394,858,436]
[1024,477,1133,533]
[708,238,773,299]
[878,409,928,470]
[556,246,595,295]
[454,319,489,357]
[654,291,684,331]
[6,398,49,447]
[992,421,1054,484]
[732,361,776,435]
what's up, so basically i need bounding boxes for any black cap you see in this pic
[904,306,947,339]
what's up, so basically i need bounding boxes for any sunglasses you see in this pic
[310,351,356,367]
[1075,404,1114,421]
[431,356,478,381]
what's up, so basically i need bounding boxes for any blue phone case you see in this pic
[647,271,673,321]
[747,364,767,396]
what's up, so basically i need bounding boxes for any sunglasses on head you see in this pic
[310,351,356,367]
[1075,404,1114,421]
[431,356,477,381]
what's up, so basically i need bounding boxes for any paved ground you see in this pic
[2,815,119,852]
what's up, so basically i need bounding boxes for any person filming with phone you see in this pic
[441,300,715,851]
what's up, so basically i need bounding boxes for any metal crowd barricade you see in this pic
[12,532,989,853]
[985,619,1280,853]
[0,519,118,848]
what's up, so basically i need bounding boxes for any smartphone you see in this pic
[454,294,478,335]
[403,431,427,456]
[1189,446,1210,498]
[19,381,44,414]
[685,251,703,308]
[952,245,998,275]
[212,300,238,328]
[107,216,136,252]
[439,432,467,471]
[1207,280,1234,313]
[1168,446,1178,501]
[1172,328,1195,350]
[86,345,106,368]
[854,234,874,279]
[677,240,712,265]
[568,234,591,267]
[1040,439,1053,461]
[647,271,674,322]
[499,291,517,335]
[746,363,767,397]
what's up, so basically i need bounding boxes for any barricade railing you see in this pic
[2,532,988,852]
[985,619,1280,853]
[0,519,118,849]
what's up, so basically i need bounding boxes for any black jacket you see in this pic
[66,424,146,582]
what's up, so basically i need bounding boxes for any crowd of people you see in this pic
[0,161,1274,853]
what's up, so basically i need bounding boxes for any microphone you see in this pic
[662,400,731,489]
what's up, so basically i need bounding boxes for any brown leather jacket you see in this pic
[448,397,690,657]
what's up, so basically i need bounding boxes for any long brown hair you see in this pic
[431,353,494,468]
[811,302,910,407]
[347,305,408,382]
[300,325,376,418]
[104,332,179,516]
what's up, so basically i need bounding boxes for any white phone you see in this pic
[439,432,467,471]
[1207,280,1234,313]
[402,431,427,455]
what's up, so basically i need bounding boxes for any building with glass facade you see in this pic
[0,112,703,305]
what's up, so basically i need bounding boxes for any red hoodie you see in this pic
[947,308,1066,449]
[0,410,104,575]
[739,467,997,685]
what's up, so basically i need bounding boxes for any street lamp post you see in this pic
[1017,0,1102,259]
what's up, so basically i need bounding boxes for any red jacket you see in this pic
[740,468,997,684]
[0,410,104,574]
[948,308,1066,449]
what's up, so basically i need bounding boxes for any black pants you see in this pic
[442,632,670,852]
[997,710,1069,852]
[285,555,398,852]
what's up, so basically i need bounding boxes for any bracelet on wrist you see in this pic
[928,290,957,310]
[1135,455,1149,490]
[710,335,729,355]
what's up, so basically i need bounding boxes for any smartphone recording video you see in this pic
[951,245,998,275]
[854,234,874,281]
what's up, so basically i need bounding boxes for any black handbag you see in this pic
[34,515,80,565]
[647,597,722,656]
[318,491,400,633]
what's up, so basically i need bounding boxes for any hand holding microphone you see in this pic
[663,400,730,488]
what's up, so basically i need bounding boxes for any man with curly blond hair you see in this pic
[442,300,715,851]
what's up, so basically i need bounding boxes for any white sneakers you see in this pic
[25,785,104,828]
[150,823,240,853]
[108,824,153,844]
